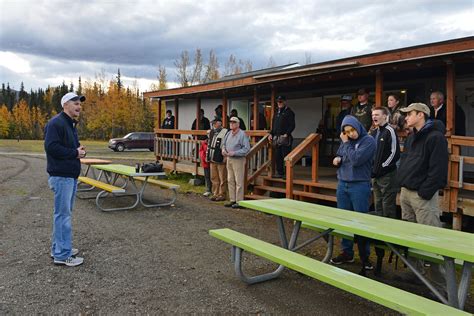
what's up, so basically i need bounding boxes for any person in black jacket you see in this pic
[44,92,86,267]
[230,109,246,130]
[370,107,400,219]
[161,110,175,155]
[398,102,448,290]
[191,109,211,140]
[269,95,295,178]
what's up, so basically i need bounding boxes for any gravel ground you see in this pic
[0,153,471,314]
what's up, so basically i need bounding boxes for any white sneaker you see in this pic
[51,248,79,258]
[203,191,212,197]
[54,256,84,267]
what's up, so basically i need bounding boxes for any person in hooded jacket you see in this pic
[397,102,448,290]
[330,115,376,271]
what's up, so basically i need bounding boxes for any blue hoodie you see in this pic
[336,115,376,182]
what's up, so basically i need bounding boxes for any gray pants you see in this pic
[372,169,398,219]
[400,187,446,291]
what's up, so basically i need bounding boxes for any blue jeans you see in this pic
[336,181,371,258]
[48,176,77,260]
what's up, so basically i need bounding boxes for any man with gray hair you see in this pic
[430,91,446,127]
[222,116,250,209]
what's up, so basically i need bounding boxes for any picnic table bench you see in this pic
[78,164,178,211]
[210,198,473,314]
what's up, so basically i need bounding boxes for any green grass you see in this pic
[0,139,207,193]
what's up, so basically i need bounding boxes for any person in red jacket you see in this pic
[199,138,212,196]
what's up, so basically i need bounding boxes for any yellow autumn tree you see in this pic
[0,104,11,138]
[11,99,33,139]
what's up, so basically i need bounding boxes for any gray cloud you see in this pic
[0,0,473,91]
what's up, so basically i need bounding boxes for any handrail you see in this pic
[285,133,321,164]
[154,129,270,137]
[284,133,321,199]
[244,134,271,190]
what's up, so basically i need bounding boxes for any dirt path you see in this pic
[0,154,470,314]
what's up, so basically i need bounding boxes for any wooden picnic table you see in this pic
[88,164,168,211]
[80,158,112,177]
[210,198,474,313]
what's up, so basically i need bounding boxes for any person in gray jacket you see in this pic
[222,116,250,209]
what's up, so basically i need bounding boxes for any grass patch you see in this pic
[165,172,206,194]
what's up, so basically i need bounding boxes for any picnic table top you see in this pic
[92,164,165,177]
[80,158,112,165]
[239,199,474,263]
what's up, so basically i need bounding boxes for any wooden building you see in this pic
[144,36,474,230]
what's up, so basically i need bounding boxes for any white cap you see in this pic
[61,92,85,107]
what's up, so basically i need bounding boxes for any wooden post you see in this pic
[375,70,383,107]
[286,160,294,199]
[222,93,228,128]
[157,98,163,161]
[270,86,276,175]
[173,98,179,173]
[450,145,462,230]
[270,86,276,130]
[195,97,201,176]
[196,97,201,130]
[446,60,455,136]
[311,142,319,182]
[253,88,258,130]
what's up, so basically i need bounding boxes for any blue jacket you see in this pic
[336,115,376,182]
[44,112,81,178]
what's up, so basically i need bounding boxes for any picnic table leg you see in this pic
[444,257,459,308]
[386,243,449,305]
[137,177,177,207]
[458,262,472,310]
[231,246,285,285]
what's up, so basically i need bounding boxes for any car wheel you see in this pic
[116,143,125,152]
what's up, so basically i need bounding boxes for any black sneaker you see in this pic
[224,201,236,207]
[364,261,374,270]
[330,253,355,265]
[232,204,243,209]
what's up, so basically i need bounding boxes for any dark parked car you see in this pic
[108,132,155,152]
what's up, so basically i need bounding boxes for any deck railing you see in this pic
[244,134,271,190]
[284,133,321,198]
[154,129,269,176]
[446,135,474,230]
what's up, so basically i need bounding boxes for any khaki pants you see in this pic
[210,162,227,198]
[226,157,245,202]
[400,187,445,291]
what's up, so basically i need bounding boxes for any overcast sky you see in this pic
[1,0,473,92]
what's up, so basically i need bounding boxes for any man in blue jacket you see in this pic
[44,92,86,267]
[330,115,376,271]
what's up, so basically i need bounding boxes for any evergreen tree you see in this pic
[117,68,122,92]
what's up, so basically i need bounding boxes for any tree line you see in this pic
[0,49,278,140]
[0,72,157,140]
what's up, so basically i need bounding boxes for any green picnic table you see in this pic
[210,198,473,314]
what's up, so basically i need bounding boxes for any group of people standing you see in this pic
[196,95,296,208]
[330,88,452,293]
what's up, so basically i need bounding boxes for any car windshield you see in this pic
[123,133,133,139]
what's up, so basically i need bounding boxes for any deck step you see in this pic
[244,194,270,200]
[253,185,337,202]
[262,176,337,190]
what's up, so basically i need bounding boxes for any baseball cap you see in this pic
[341,95,352,101]
[276,95,286,101]
[357,88,369,95]
[229,117,240,123]
[61,92,85,107]
[400,103,431,116]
